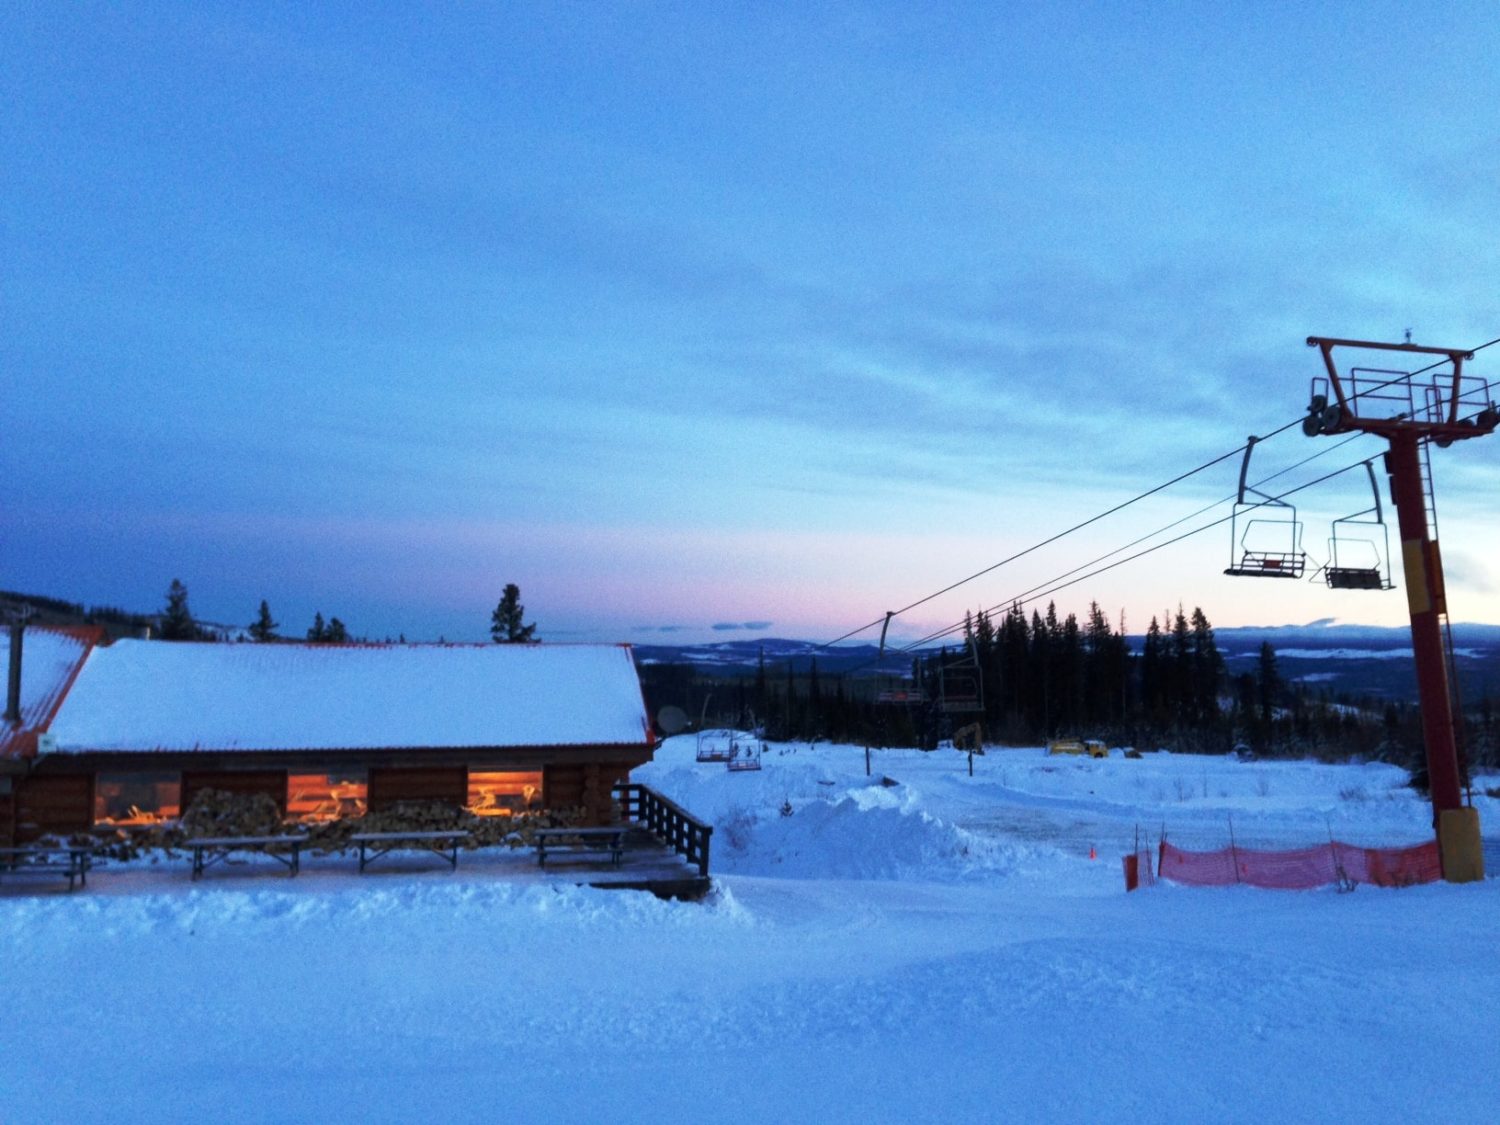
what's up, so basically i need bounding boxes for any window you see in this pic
[467,771,543,816]
[287,770,368,821]
[94,772,181,825]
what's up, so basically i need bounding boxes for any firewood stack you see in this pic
[180,788,286,838]
[71,791,609,861]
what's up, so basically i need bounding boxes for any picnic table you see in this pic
[533,826,627,868]
[349,829,469,873]
[184,834,310,880]
[0,844,95,891]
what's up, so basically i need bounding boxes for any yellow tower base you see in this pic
[1438,807,1485,883]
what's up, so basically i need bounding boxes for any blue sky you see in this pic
[4,2,1498,645]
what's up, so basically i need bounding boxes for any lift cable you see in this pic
[890,454,1382,656]
[836,457,1375,681]
[896,392,1500,659]
[818,430,1293,651]
[990,431,1373,621]
[817,334,1499,658]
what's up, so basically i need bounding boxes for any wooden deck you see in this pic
[0,834,713,900]
[564,826,712,901]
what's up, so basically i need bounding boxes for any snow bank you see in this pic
[713,789,1024,880]
[637,739,1057,882]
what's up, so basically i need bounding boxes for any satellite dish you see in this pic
[657,705,689,736]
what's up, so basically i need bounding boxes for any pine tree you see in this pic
[249,600,278,642]
[1000,604,1030,734]
[307,612,327,642]
[1189,607,1224,726]
[160,579,198,641]
[783,661,797,737]
[1169,607,1193,725]
[1141,616,1164,724]
[326,617,349,643]
[1031,608,1051,735]
[974,609,998,725]
[754,648,768,729]
[490,584,537,643]
[1059,610,1084,733]
[1256,641,1280,726]
[807,657,822,738]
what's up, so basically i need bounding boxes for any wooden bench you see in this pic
[184,834,309,880]
[534,826,627,868]
[0,845,94,892]
[349,830,469,873]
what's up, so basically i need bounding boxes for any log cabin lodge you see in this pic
[1,624,658,844]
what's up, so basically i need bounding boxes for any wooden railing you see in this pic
[613,783,712,878]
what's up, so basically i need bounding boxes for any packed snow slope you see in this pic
[3,739,1498,1123]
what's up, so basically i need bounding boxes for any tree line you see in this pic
[105,578,540,646]
[638,600,1496,769]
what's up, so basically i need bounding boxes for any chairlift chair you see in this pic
[1323,461,1394,591]
[726,737,763,772]
[875,685,928,705]
[1224,436,1307,579]
[937,643,984,714]
[695,728,733,763]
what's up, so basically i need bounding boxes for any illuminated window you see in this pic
[94,772,181,825]
[467,771,543,816]
[287,770,368,821]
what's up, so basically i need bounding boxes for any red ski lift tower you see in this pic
[1304,336,1500,882]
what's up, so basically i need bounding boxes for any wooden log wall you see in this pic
[13,774,94,842]
[543,762,632,825]
[367,766,468,811]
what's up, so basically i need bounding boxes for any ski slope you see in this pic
[2,739,1496,1123]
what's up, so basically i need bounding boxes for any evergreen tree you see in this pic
[326,617,349,643]
[754,648,768,728]
[1169,607,1193,725]
[974,609,998,725]
[784,661,797,736]
[1189,607,1224,726]
[1141,616,1164,722]
[490,583,537,643]
[1000,603,1030,734]
[1256,641,1280,726]
[160,579,198,641]
[1059,610,1084,733]
[1031,608,1051,734]
[248,600,278,642]
[1082,603,1129,727]
[307,612,327,642]
[830,675,849,743]
[807,658,823,739]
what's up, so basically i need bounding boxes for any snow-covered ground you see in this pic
[4,740,1498,1123]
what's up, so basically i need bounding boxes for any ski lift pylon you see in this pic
[1322,460,1395,590]
[1224,435,1307,579]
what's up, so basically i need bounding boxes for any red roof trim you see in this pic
[0,624,105,760]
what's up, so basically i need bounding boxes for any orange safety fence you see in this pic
[1155,838,1441,890]
[1122,847,1157,891]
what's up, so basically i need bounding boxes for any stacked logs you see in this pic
[180,788,284,838]
[77,789,610,861]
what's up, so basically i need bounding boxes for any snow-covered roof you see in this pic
[0,625,101,757]
[45,639,652,754]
